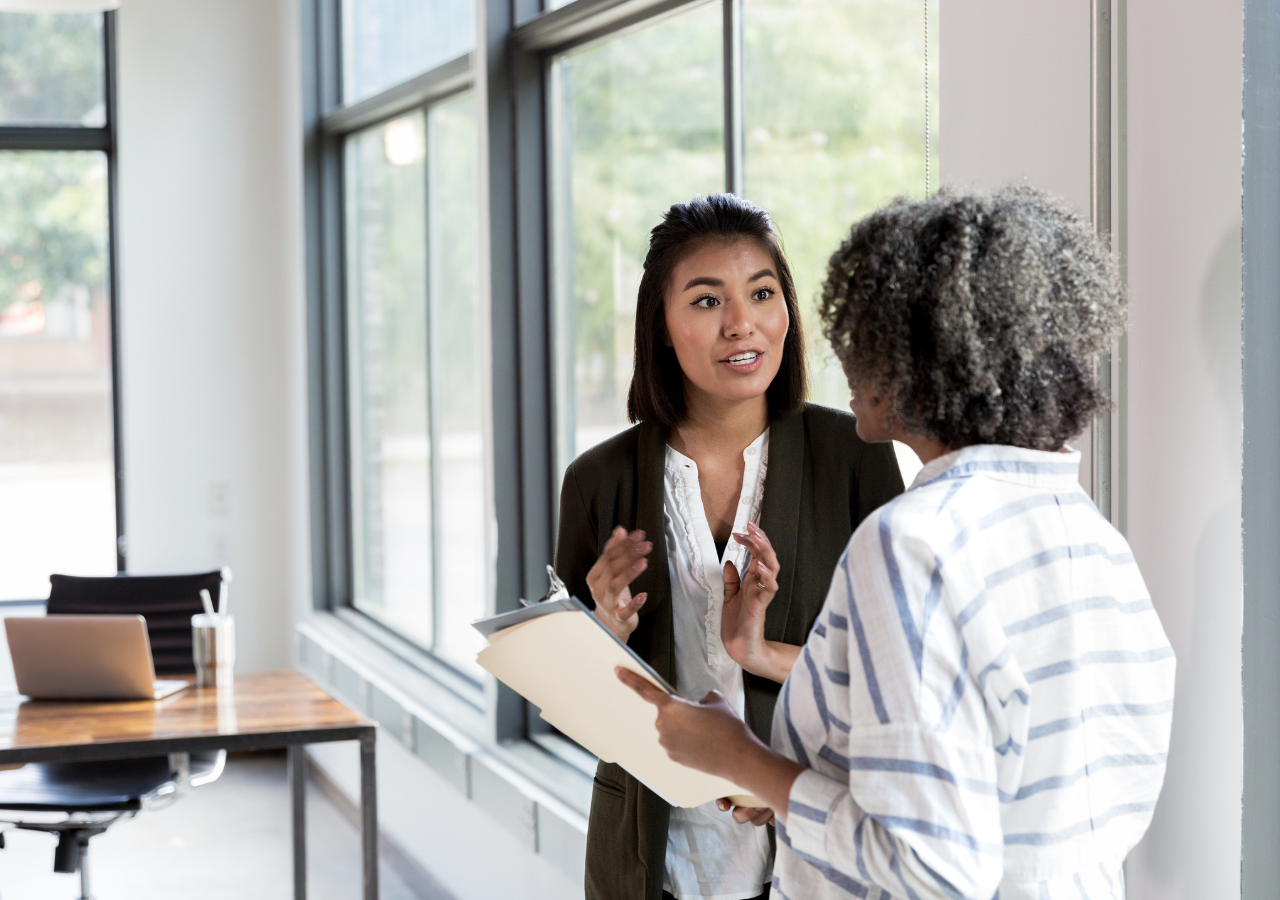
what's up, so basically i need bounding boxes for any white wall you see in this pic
[116,0,308,673]
[940,0,1091,213]
[1122,2,1243,896]
[941,2,1244,897]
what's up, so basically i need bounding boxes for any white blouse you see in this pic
[661,428,772,900]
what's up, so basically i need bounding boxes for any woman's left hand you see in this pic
[716,798,775,826]
[614,669,756,781]
[721,523,799,683]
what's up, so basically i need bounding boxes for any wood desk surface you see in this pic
[0,670,373,764]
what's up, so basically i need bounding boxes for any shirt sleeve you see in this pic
[777,510,1004,900]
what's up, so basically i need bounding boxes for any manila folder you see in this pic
[476,609,764,809]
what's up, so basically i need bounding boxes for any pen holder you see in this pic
[192,613,235,689]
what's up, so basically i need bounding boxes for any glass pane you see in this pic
[744,0,939,410]
[0,13,105,126]
[346,111,433,647]
[342,0,475,105]
[551,2,724,473]
[428,92,485,677]
[0,151,115,599]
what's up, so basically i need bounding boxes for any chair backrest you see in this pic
[46,571,225,676]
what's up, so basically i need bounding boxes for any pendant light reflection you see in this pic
[384,116,424,167]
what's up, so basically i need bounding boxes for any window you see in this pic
[304,0,934,745]
[743,0,939,410]
[0,12,105,125]
[308,0,485,682]
[344,94,485,676]
[550,0,939,472]
[342,0,474,103]
[550,2,725,476]
[0,12,119,601]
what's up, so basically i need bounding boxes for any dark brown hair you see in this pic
[626,193,807,426]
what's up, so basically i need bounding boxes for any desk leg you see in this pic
[288,744,307,900]
[360,732,379,900]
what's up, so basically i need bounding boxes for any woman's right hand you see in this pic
[586,526,652,643]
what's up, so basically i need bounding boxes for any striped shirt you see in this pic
[772,444,1175,900]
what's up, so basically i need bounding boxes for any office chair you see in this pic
[0,570,230,900]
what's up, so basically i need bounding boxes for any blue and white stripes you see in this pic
[772,445,1175,900]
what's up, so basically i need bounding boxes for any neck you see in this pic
[670,386,769,457]
[898,432,952,466]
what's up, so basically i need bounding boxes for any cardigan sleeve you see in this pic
[553,460,601,610]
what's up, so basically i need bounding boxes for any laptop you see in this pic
[5,615,190,701]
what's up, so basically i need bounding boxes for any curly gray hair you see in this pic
[820,186,1124,451]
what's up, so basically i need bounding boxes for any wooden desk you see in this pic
[0,669,377,900]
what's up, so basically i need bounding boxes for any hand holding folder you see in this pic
[473,593,765,809]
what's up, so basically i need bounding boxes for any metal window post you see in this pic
[723,0,744,196]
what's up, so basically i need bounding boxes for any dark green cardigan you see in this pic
[553,403,904,900]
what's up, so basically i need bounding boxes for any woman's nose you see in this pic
[722,298,754,338]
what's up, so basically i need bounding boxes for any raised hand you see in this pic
[720,522,799,683]
[586,526,652,643]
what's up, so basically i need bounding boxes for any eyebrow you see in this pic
[681,269,778,291]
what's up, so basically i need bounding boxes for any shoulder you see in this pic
[795,402,899,476]
[562,423,646,492]
[794,402,862,461]
[847,476,968,563]
[799,401,860,441]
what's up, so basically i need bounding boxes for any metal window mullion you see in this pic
[722,0,743,196]
[1114,0,1128,537]
[1090,0,1113,522]
[0,127,110,152]
[424,112,447,651]
[514,0,700,54]
[103,10,126,572]
[322,55,473,138]
[302,0,351,611]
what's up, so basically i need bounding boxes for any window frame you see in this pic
[303,3,482,703]
[303,0,934,756]
[0,10,125,594]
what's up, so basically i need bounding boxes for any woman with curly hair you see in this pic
[620,187,1176,900]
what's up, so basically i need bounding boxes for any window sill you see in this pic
[297,612,593,865]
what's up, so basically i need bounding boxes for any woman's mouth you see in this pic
[721,351,763,373]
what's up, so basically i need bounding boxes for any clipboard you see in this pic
[472,587,766,809]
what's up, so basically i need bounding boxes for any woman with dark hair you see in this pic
[554,193,903,900]
[619,188,1175,900]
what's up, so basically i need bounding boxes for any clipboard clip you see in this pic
[519,565,571,608]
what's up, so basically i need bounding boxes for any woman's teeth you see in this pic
[726,352,759,364]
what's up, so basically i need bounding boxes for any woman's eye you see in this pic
[692,295,720,309]
[753,288,775,302]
